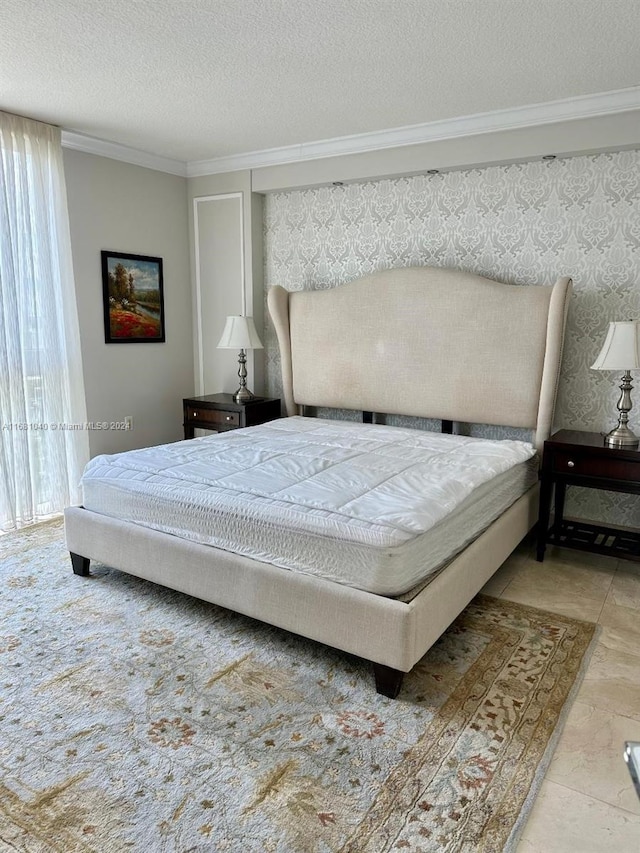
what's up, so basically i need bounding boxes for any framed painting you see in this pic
[101,250,166,343]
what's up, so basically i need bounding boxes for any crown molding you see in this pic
[187,86,640,177]
[61,130,187,176]
[59,87,639,179]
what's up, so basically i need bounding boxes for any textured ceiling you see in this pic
[1,0,639,164]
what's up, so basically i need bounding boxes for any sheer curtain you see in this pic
[0,111,89,530]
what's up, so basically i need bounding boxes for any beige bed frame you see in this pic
[64,267,572,697]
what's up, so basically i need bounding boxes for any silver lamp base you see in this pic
[604,370,639,449]
[604,425,639,449]
[232,347,258,404]
[233,386,256,404]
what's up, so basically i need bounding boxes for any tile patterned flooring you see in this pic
[480,537,640,851]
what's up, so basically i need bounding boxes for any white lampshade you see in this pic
[591,321,640,371]
[216,315,263,350]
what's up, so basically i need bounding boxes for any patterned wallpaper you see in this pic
[263,149,640,525]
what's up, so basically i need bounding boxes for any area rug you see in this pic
[1,520,597,853]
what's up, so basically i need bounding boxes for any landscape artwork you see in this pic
[101,251,166,343]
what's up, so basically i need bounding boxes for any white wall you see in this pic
[63,149,193,456]
[188,171,264,397]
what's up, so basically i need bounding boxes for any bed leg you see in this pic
[70,552,90,576]
[373,663,404,699]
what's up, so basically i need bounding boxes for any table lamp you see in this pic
[591,320,640,448]
[216,315,263,403]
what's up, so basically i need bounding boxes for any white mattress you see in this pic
[80,417,537,596]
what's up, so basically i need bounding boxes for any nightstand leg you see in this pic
[553,481,566,538]
[536,476,553,561]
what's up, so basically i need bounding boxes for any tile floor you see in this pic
[480,535,640,852]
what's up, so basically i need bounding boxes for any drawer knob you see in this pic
[567,460,575,468]
[192,411,197,417]
[226,415,232,421]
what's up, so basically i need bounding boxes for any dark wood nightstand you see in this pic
[183,393,281,439]
[537,429,640,562]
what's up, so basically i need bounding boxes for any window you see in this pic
[0,111,88,530]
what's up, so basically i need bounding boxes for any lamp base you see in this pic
[233,387,256,404]
[604,425,639,449]
[232,347,257,404]
[603,371,639,448]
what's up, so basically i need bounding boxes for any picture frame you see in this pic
[101,250,166,343]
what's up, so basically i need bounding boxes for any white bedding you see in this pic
[80,417,537,596]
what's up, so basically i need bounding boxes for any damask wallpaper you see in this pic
[263,149,640,525]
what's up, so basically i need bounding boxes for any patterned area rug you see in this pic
[1,521,597,852]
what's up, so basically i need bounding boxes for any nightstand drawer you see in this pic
[183,394,280,440]
[552,451,639,483]
[186,408,240,427]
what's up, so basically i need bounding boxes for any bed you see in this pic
[64,266,572,698]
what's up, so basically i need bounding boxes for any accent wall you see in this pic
[263,149,640,526]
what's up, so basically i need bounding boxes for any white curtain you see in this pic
[0,111,89,531]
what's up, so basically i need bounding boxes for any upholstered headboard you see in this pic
[268,267,572,451]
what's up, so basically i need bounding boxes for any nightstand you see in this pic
[183,393,281,439]
[536,429,640,562]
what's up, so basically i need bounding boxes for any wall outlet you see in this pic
[124,415,133,430]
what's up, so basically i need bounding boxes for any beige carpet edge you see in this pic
[503,619,601,852]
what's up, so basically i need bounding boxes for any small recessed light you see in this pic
[542,154,556,161]
[426,169,439,174]
[332,181,344,186]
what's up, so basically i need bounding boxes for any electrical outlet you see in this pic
[124,415,133,430]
